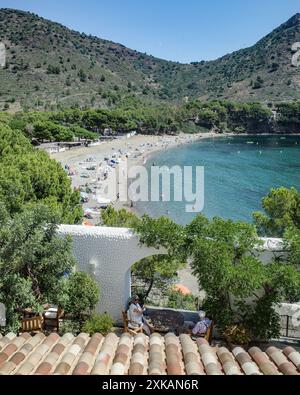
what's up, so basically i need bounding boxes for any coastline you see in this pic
[50,131,221,221]
[50,131,300,222]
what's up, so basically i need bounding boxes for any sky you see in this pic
[0,0,299,63]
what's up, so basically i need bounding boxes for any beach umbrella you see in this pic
[82,220,94,227]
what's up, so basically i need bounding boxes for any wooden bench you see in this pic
[43,307,64,332]
[21,315,44,333]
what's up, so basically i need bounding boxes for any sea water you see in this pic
[135,135,300,224]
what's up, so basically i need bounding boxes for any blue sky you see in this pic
[0,0,299,63]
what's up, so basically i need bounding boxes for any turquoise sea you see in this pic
[135,135,300,225]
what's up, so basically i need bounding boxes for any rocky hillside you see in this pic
[0,8,299,111]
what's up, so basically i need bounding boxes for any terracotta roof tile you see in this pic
[283,346,300,371]
[110,334,133,375]
[232,347,262,375]
[180,334,205,375]
[0,332,299,375]
[266,347,300,375]
[129,334,149,375]
[217,347,242,375]
[34,333,75,375]
[91,333,119,375]
[53,333,89,375]
[148,334,166,375]
[248,347,280,376]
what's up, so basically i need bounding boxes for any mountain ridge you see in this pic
[0,8,299,111]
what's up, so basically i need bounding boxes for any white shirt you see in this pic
[128,303,143,327]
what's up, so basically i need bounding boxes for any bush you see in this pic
[82,313,114,335]
[166,290,198,311]
[59,319,81,336]
[66,272,100,320]
[224,325,252,346]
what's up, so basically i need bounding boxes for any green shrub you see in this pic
[166,290,198,311]
[82,313,114,335]
[59,319,81,336]
[66,272,100,320]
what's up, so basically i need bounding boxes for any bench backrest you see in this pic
[21,316,43,332]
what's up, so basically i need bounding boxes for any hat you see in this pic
[132,295,140,302]
[198,310,206,319]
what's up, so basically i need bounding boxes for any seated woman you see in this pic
[127,295,151,336]
[191,311,212,337]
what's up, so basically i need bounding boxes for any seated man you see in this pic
[127,295,151,336]
[191,311,212,337]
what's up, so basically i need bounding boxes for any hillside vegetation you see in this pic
[1,100,299,142]
[0,9,299,111]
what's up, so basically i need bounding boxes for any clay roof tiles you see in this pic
[0,332,299,375]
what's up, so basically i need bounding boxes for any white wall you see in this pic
[58,225,163,321]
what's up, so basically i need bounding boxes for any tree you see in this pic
[0,203,76,332]
[186,215,300,340]
[101,207,186,302]
[65,272,99,321]
[47,64,60,75]
[253,187,300,237]
[131,255,184,302]
[101,206,140,228]
[0,126,83,223]
[78,69,87,83]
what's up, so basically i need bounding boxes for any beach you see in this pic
[51,132,217,224]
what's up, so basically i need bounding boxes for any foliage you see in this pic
[224,325,252,346]
[2,99,300,141]
[59,319,81,336]
[101,206,141,228]
[165,290,198,311]
[187,214,300,340]
[131,255,185,301]
[82,313,114,335]
[102,200,300,342]
[134,215,187,259]
[253,187,300,236]
[284,226,300,267]
[0,203,76,332]
[65,272,100,320]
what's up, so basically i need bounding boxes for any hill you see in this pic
[0,8,299,111]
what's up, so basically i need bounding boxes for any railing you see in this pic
[280,315,300,339]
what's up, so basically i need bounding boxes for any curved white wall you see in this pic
[58,225,285,321]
